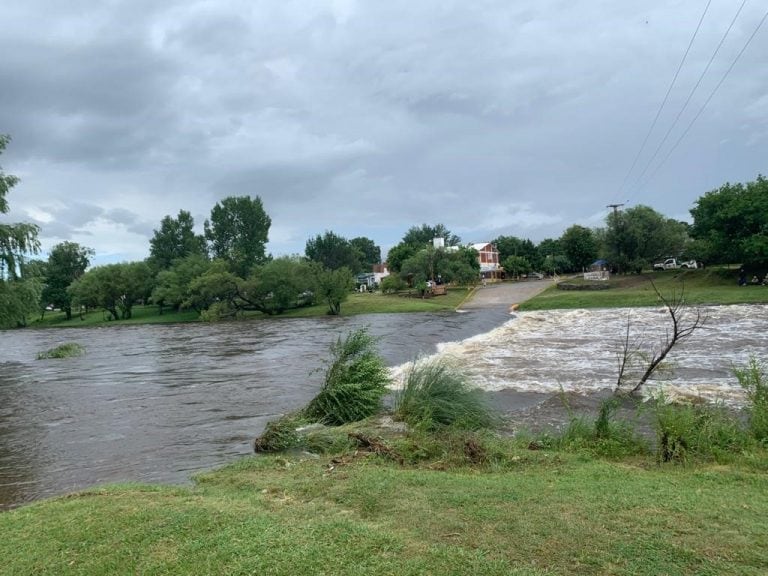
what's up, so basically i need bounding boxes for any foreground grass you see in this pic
[521,268,768,311]
[30,289,471,328]
[2,449,767,575]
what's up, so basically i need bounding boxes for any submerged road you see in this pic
[459,279,551,310]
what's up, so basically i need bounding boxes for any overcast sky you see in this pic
[1,0,766,265]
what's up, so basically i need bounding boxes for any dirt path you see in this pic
[459,279,551,310]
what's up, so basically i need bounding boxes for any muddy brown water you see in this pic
[0,307,516,510]
[2,300,765,510]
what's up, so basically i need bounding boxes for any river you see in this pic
[1,303,765,510]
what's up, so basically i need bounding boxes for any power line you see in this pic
[634,6,768,193]
[613,0,713,202]
[626,0,748,199]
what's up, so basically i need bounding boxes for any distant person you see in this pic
[738,267,747,286]
[751,275,760,285]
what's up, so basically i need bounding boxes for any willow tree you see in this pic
[0,135,41,327]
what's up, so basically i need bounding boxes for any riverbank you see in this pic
[521,268,768,310]
[28,288,473,328]
[2,433,766,575]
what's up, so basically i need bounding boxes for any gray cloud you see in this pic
[1,0,766,261]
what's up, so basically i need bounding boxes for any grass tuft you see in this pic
[36,342,86,359]
[734,357,768,443]
[394,358,497,431]
[303,328,390,425]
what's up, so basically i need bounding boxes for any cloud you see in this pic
[1,0,766,262]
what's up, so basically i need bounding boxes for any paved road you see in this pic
[459,279,551,310]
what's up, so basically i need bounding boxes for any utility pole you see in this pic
[606,203,625,274]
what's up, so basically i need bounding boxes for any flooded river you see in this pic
[1,303,765,510]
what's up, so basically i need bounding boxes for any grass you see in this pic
[303,328,391,425]
[520,268,768,310]
[36,342,86,359]
[2,447,767,575]
[394,358,497,431]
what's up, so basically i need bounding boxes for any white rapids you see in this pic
[392,304,768,405]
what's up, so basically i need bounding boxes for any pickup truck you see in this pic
[653,258,698,271]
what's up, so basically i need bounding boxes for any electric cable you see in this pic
[613,0,713,202]
[626,0,748,200]
[633,6,768,193]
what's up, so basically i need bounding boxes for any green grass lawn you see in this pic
[521,268,768,311]
[2,448,766,575]
[28,289,472,328]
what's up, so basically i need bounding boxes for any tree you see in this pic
[204,196,271,277]
[502,255,532,279]
[560,225,598,271]
[349,236,381,270]
[402,223,461,247]
[312,264,354,315]
[305,231,362,273]
[0,135,41,328]
[152,254,211,313]
[493,235,539,270]
[385,242,418,273]
[615,281,704,396]
[690,175,768,267]
[604,205,688,273]
[148,210,205,271]
[69,261,153,320]
[42,242,94,320]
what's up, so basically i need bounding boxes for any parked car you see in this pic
[652,258,698,271]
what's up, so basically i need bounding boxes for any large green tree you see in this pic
[690,176,768,266]
[151,253,211,313]
[604,205,687,273]
[560,225,598,271]
[42,242,94,320]
[402,223,461,247]
[312,264,354,315]
[204,196,271,277]
[0,135,41,328]
[149,210,205,271]
[492,235,540,270]
[69,261,153,320]
[349,236,381,269]
[305,231,362,273]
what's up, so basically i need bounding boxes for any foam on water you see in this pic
[391,304,768,404]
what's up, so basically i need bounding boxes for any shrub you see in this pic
[36,343,85,359]
[734,357,768,443]
[303,328,390,425]
[654,397,750,463]
[550,398,649,459]
[393,358,497,431]
[380,275,406,294]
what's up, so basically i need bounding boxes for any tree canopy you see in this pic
[690,175,768,266]
[149,210,205,271]
[305,231,362,273]
[42,242,94,320]
[204,196,271,277]
[0,135,41,328]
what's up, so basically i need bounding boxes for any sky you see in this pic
[1,0,766,266]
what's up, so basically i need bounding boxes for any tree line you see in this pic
[1,133,766,328]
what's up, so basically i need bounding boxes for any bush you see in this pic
[735,357,768,443]
[393,358,497,431]
[655,397,750,463]
[380,275,406,293]
[303,328,390,425]
[36,343,85,359]
[549,398,649,458]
